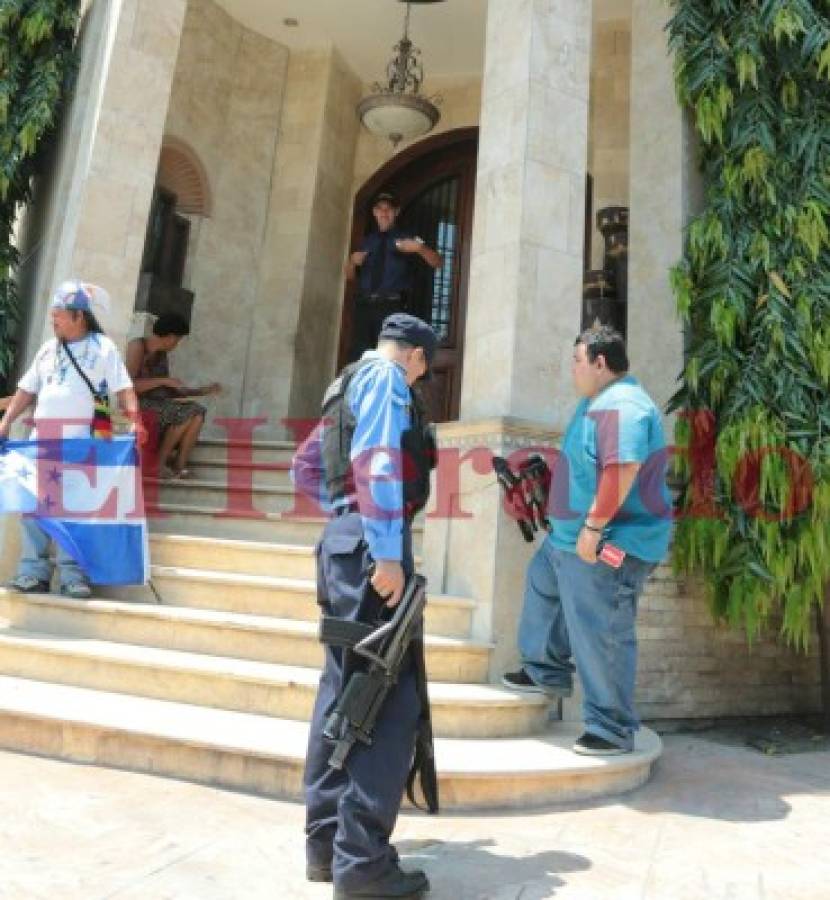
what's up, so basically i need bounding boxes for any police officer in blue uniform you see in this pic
[297,313,438,900]
[346,193,442,360]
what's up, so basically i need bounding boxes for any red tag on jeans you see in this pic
[598,542,626,568]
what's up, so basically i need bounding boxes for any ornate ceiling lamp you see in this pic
[357,0,442,149]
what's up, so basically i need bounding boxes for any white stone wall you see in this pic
[238,48,333,432]
[162,0,289,424]
[285,49,364,421]
[241,47,363,431]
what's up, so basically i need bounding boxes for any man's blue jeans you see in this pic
[518,539,654,750]
[17,518,87,588]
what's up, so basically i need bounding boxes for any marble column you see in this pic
[6,0,186,579]
[422,0,592,687]
[18,0,188,356]
[459,0,592,430]
[241,48,362,434]
[627,0,699,419]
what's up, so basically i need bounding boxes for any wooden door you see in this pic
[340,130,478,422]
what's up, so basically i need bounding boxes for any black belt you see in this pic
[332,500,359,517]
[331,497,418,523]
[359,293,404,304]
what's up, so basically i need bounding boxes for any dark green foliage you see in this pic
[0,0,80,378]
[668,0,830,647]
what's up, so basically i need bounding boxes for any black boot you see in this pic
[307,861,333,882]
[333,866,429,899]
[308,845,401,884]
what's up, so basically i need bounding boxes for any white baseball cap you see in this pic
[51,280,112,326]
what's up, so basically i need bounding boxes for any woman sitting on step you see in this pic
[126,314,220,479]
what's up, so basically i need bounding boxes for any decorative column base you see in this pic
[422,417,562,683]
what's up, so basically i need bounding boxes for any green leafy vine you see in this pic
[1,0,80,381]
[667,0,830,649]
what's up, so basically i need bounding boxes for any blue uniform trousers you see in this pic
[304,512,419,890]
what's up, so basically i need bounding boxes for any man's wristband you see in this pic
[582,522,604,534]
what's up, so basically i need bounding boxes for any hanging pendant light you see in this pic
[357,1,441,149]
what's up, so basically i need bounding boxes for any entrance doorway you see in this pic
[340,128,478,422]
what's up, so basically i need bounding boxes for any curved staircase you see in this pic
[0,439,661,810]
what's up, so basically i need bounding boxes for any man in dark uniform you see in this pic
[346,192,442,359]
[294,313,438,900]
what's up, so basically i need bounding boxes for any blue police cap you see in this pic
[379,313,438,364]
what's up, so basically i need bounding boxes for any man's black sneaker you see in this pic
[572,732,630,756]
[306,861,332,882]
[334,866,429,899]
[501,669,572,697]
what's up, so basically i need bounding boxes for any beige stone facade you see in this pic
[10,0,820,730]
[161,0,289,425]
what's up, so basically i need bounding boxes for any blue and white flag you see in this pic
[0,436,148,585]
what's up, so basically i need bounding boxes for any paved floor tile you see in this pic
[1,734,828,899]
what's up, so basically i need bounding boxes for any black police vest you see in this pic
[320,360,435,518]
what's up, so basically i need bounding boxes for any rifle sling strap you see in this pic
[406,637,440,814]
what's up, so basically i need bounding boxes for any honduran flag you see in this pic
[0,436,148,585]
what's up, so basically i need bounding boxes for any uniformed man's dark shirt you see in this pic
[358,227,416,297]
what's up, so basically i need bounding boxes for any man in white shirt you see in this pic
[0,281,144,598]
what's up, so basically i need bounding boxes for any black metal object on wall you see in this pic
[581,205,629,338]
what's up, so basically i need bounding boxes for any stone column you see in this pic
[460,0,592,429]
[627,0,698,418]
[18,0,187,356]
[422,1,592,687]
[241,47,362,434]
[159,0,289,430]
[5,0,186,580]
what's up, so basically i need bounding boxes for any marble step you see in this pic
[177,458,293,489]
[0,676,662,809]
[113,568,474,639]
[149,505,424,550]
[148,534,321,579]
[2,589,469,663]
[0,614,528,738]
[146,478,299,515]
[0,595,489,680]
[189,438,296,465]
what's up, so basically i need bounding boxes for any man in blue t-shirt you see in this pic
[345,192,442,359]
[502,325,672,756]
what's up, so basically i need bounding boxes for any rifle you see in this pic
[320,573,439,811]
[493,455,628,567]
[492,454,552,542]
